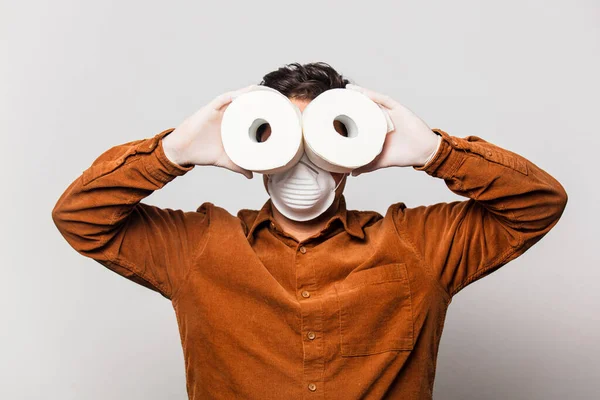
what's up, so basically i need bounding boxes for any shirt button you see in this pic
[299,246,306,254]
[308,383,317,391]
[301,290,310,298]
[307,331,316,340]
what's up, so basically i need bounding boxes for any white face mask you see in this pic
[266,153,346,222]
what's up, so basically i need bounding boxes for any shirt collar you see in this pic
[240,194,366,242]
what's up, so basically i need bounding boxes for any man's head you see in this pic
[254,62,353,207]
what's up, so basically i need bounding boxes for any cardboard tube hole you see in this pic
[248,118,270,143]
[334,115,358,138]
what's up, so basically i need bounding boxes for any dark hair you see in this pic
[258,62,352,100]
[254,62,353,141]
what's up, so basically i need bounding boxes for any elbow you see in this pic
[517,186,567,251]
[541,174,568,223]
[538,184,568,234]
[521,182,568,234]
[51,201,77,243]
[553,183,568,221]
[514,181,567,250]
[51,204,63,230]
[51,197,69,232]
[51,206,102,256]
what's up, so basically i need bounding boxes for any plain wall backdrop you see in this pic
[2,0,597,398]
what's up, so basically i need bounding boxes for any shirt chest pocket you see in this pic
[334,263,414,357]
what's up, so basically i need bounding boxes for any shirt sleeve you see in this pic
[51,128,210,301]
[394,128,568,299]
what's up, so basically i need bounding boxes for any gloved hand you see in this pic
[162,84,261,179]
[345,84,442,176]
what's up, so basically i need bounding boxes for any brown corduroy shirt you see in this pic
[52,127,568,399]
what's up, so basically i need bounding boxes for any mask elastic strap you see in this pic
[333,173,348,192]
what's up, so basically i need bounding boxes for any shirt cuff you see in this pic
[144,128,195,183]
[412,128,466,179]
[420,133,443,168]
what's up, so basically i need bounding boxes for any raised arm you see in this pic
[397,128,567,298]
[51,85,259,300]
[51,128,206,300]
[345,84,568,300]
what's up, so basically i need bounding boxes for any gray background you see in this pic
[2,0,597,399]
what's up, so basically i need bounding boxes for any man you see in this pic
[52,62,568,399]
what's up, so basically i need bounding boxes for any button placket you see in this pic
[295,243,324,396]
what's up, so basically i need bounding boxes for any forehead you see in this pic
[289,97,312,112]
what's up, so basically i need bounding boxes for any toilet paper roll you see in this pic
[220,85,305,174]
[302,88,395,173]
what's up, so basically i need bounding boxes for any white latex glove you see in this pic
[345,84,442,176]
[162,84,262,179]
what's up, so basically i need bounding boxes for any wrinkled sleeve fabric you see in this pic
[51,128,209,301]
[394,128,568,299]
